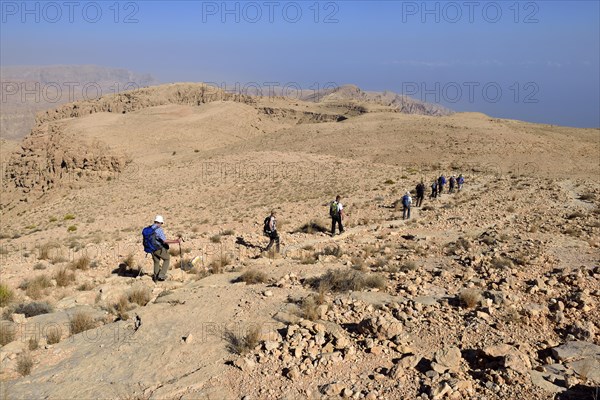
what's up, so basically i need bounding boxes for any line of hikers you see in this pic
[143,177,464,281]
[401,174,465,220]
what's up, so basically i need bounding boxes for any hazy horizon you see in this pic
[1,1,599,128]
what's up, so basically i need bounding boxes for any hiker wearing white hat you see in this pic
[148,215,180,282]
[402,191,412,220]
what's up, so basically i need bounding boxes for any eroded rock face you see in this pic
[3,84,249,196]
[4,122,128,194]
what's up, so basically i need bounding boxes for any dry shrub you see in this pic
[38,241,61,260]
[300,253,318,265]
[69,312,96,335]
[351,256,366,271]
[400,261,419,272]
[563,228,581,237]
[237,269,268,284]
[127,286,151,306]
[16,352,33,376]
[321,245,343,258]
[208,254,231,274]
[225,325,261,355]
[299,296,320,321]
[9,301,53,318]
[70,256,90,271]
[0,284,14,307]
[54,267,76,287]
[294,220,329,234]
[28,337,39,351]
[491,256,513,269]
[114,295,132,320]
[210,235,221,243]
[0,323,15,345]
[77,282,95,291]
[123,254,135,269]
[20,275,52,299]
[307,269,386,292]
[46,326,62,344]
[459,288,482,309]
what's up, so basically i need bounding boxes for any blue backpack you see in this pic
[402,195,410,207]
[142,225,161,253]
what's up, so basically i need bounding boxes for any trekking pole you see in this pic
[179,236,185,269]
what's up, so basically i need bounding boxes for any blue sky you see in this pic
[1,1,599,127]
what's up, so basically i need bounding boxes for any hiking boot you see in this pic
[157,276,166,282]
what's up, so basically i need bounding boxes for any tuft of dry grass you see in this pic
[208,254,231,274]
[20,275,52,299]
[299,296,320,321]
[113,295,132,320]
[70,256,90,271]
[16,352,33,376]
[28,337,39,351]
[459,288,482,309]
[210,234,221,243]
[69,312,96,335]
[400,261,419,272]
[46,326,62,344]
[224,325,261,355]
[307,269,386,292]
[128,286,151,307]
[54,267,76,287]
[236,269,268,284]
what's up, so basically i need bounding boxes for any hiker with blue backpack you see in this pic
[330,195,345,236]
[457,174,465,191]
[142,215,181,282]
[402,191,412,219]
[438,174,446,195]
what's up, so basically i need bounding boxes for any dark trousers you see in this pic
[431,188,437,198]
[438,184,444,195]
[416,195,424,207]
[265,231,280,252]
[331,215,344,236]
[403,205,411,219]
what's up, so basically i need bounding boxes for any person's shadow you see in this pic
[236,236,266,259]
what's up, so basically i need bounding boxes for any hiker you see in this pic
[402,191,412,219]
[457,174,465,191]
[430,180,438,198]
[438,174,446,195]
[449,175,456,193]
[330,195,344,236]
[264,210,280,253]
[415,180,425,207]
[143,215,181,282]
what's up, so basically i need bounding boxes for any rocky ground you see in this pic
[0,84,598,399]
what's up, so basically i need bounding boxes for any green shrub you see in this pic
[0,284,14,307]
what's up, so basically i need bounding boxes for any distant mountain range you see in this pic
[0,66,452,141]
[0,65,157,140]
